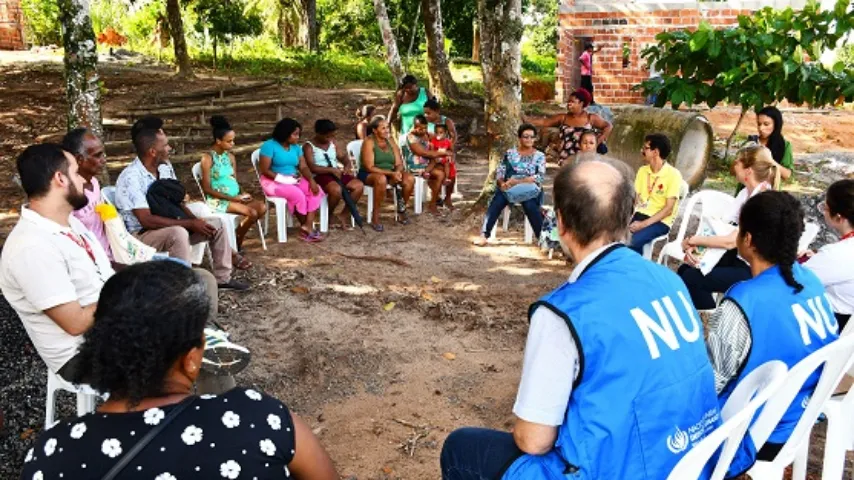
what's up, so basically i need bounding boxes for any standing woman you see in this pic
[388,74,428,140]
[355,105,376,140]
[678,145,781,310]
[258,118,326,243]
[359,117,415,231]
[751,106,794,180]
[199,116,267,258]
[473,124,545,246]
[803,179,854,331]
[524,88,612,166]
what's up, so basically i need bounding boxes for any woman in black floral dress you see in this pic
[21,262,337,480]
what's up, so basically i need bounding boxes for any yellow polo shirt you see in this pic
[635,163,682,226]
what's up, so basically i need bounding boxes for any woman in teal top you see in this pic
[359,117,415,231]
[258,118,326,242]
[389,75,428,139]
[199,116,266,260]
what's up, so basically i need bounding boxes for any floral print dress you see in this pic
[557,115,593,166]
[20,388,296,479]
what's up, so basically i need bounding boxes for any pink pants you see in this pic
[260,175,325,215]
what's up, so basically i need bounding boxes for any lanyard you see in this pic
[842,231,854,241]
[61,231,97,265]
[646,171,661,199]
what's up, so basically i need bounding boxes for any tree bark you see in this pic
[475,0,522,204]
[165,0,193,78]
[300,0,318,52]
[373,0,405,86]
[421,0,459,102]
[58,0,108,184]
[472,21,480,62]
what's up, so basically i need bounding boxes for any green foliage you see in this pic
[192,0,263,43]
[638,0,854,111]
[90,0,129,34]
[839,41,854,67]
[521,43,556,82]
[442,0,477,58]
[317,0,382,54]
[523,0,557,56]
[20,0,61,45]
[122,1,165,50]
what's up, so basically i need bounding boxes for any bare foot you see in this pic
[472,236,489,246]
[428,205,442,216]
[445,201,456,212]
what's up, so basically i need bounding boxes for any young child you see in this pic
[578,129,598,154]
[427,123,457,209]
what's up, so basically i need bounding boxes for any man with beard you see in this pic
[440,159,720,480]
[0,144,114,382]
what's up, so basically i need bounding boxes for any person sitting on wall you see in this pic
[628,133,683,255]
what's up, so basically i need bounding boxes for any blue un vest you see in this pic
[503,246,721,480]
[721,264,838,477]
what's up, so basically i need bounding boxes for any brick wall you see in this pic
[556,1,758,105]
[0,0,25,50]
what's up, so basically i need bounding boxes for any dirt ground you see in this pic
[1,59,853,479]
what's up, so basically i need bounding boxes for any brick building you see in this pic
[555,0,822,105]
[0,0,25,50]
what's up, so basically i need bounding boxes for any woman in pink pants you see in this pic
[258,118,326,242]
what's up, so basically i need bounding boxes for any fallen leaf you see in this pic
[443,352,457,361]
[383,302,396,311]
[430,276,442,284]
[291,286,310,294]
[20,428,34,440]
[382,466,393,475]
[421,292,433,301]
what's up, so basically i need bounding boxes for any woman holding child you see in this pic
[424,98,458,209]
[359,117,416,231]
[473,124,545,246]
[258,118,326,243]
[199,115,266,259]
[405,115,453,216]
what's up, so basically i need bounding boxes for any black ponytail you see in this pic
[210,115,232,141]
[738,191,805,293]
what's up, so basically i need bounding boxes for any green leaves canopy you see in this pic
[637,0,854,111]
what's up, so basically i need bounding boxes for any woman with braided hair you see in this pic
[707,190,839,478]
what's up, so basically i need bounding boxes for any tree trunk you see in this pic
[300,0,318,52]
[165,0,193,78]
[472,21,480,62]
[58,0,108,184]
[723,107,749,165]
[475,0,522,204]
[213,37,218,70]
[373,0,405,86]
[421,0,459,102]
[406,1,421,61]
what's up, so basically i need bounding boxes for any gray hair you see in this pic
[553,157,635,247]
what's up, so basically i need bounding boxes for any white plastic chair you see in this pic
[348,139,397,223]
[492,209,535,244]
[251,149,292,243]
[101,185,116,205]
[810,387,854,480]
[642,180,691,260]
[191,162,266,251]
[746,334,854,480]
[657,190,737,265]
[45,369,99,428]
[667,361,789,480]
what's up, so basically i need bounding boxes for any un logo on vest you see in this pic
[666,425,689,454]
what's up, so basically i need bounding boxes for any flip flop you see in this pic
[371,223,384,232]
[299,230,324,243]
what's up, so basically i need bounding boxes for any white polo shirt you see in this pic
[805,236,854,316]
[0,206,114,373]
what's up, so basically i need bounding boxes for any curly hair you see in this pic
[271,118,301,144]
[210,115,233,141]
[738,190,805,293]
[72,261,210,406]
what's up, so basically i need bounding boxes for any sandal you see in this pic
[202,328,251,375]
[299,230,324,243]
[371,223,384,232]
[233,252,252,270]
[397,214,411,225]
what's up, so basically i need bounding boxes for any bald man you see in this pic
[441,160,721,480]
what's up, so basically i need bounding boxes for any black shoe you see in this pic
[218,280,249,291]
[437,197,445,207]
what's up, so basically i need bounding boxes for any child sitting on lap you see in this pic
[427,124,457,209]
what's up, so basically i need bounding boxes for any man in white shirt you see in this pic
[0,144,114,381]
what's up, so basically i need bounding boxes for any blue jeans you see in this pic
[628,212,670,254]
[678,249,752,310]
[481,190,543,239]
[441,428,523,480]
